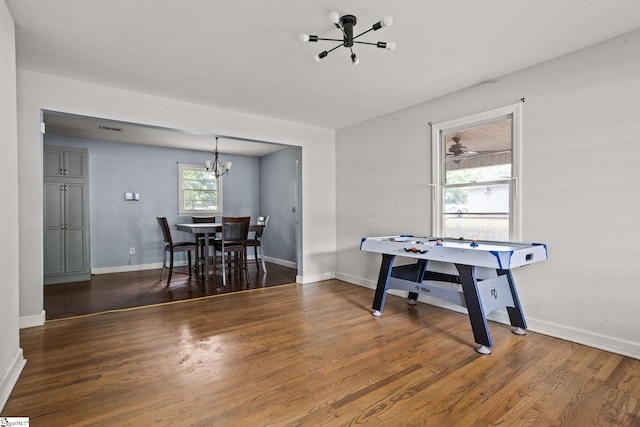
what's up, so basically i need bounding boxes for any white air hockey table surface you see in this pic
[360,235,548,354]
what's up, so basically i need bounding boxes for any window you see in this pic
[178,163,223,216]
[431,104,522,241]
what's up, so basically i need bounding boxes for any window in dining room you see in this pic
[178,163,223,216]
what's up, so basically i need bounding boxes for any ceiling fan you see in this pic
[447,136,477,157]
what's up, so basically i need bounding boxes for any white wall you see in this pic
[336,29,640,358]
[17,69,336,327]
[0,0,25,411]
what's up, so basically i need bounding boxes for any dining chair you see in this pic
[191,216,218,271]
[156,217,200,285]
[246,215,269,273]
[213,216,250,287]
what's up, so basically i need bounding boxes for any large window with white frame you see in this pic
[431,103,522,241]
[178,163,223,216]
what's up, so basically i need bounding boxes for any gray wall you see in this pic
[259,146,302,264]
[44,134,261,269]
[335,29,640,358]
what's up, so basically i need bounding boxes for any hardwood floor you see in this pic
[5,280,640,426]
[44,262,297,320]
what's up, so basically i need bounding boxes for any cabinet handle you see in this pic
[64,169,68,175]
[60,168,63,175]
[60,225,64,230]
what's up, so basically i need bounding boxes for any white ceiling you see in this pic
[7,0,640,154]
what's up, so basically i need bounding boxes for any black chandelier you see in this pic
[299,11,395,65]
[203,137,232,179]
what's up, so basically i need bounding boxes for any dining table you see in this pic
[175,222,264,281]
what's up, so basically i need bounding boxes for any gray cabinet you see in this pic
[44,147,87,179]
[44,146,90,284]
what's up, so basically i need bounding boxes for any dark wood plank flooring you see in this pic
[44,262,297,320]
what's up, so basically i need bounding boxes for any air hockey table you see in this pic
[360,235,548,354]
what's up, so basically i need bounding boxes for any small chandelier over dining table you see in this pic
[203,137,232,178]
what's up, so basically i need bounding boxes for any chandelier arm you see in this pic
[316,37,344,42]
[352,27,374,41]
[352,41,383,46]
[325,43,344,54]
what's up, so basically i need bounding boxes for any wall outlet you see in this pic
[129,247,135,255]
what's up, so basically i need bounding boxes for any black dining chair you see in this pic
[213,216,250,287]
[191,216,218,270]
[156,217,199,285]
[246,215,269,273]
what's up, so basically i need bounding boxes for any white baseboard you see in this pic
[524,317,640,360]
[92,262,164,275]
[92,256,297,276]
[335,272,375,289]
[0,347,26,412]
[262,256,296,270]
[298,271,336,284]
[19,310,46,329]
[339,274,640,360]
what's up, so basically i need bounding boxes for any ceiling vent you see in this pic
[99,125,122,132]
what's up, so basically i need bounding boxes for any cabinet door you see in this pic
[44,149,65,178]
[64,151,86,178]
[43,182,65,274]
[65,183,88,273]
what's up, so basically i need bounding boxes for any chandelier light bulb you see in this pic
[329,11,340,24]
[315,51,328,62]
[299,33,310,42]
[386,41,396,51]
[383,16,393,27]
[351,53,359,65]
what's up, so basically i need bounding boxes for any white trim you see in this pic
[298,271,335,284]
[420,297,640,359]
[178,163,223,216]
[430,103,523,240]
[0,348,26,412]
[91,256,297,276]
[91,262,165,275]
[524,316,640,360]
[19,311,46,329]
[342,276,640,360]
[263,256,296,269]
[335,272,375,289]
